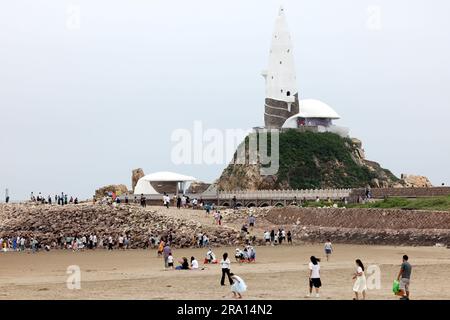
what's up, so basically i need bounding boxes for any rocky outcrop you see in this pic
[400,174,433,188]
[94,185,129,199]
[216,131,400,191]
[186,182,212,195]
[0,204,245,248]
[131,168,145,192]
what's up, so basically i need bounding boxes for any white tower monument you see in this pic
[262,6,300,129]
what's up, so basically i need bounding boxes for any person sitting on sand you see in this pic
[191,256,199,270]
[205,248,217,264]
[352,259,367,300]
[247,246,256,262]
[230,273,247,299]
[235,248,244,262]
[175,257,190,270]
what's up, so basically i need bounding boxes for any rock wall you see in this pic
[264,207,450,246]
[0,204,243,248]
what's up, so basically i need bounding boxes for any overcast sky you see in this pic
[1,0,449,201]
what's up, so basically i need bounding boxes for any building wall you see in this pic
[264,93,299,128]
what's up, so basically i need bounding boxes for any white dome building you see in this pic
[134,171,197,195]
[282,99,341,128]
[282,99,348,137]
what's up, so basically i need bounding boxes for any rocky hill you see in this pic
[216,130,401,191]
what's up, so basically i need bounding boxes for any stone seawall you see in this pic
[0,204,242,248]
[265,207,450,246]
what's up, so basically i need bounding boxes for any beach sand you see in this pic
[1,244,450,300]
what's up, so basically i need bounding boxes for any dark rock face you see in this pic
[264,93,299,129]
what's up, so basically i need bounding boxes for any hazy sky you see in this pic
[1,0,449,201]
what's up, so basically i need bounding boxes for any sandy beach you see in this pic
[1,244,450,300]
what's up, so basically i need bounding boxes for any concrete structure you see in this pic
[133,171,197,196]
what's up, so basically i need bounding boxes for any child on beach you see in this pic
[167,254,174,269]
[352,259,367,300]
[230,273,247,299]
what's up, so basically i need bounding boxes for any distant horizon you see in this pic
[1,0,450,201]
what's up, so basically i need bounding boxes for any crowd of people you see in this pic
[263,228,292,245]
[0,234,135,252]
[0,236,45,253]
[30,192,79,205]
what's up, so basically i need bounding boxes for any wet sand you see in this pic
[1,244,450,300]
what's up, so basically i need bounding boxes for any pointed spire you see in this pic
[262,6,298,103]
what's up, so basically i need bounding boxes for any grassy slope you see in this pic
[273,130,376,189]
[348,196,450,211]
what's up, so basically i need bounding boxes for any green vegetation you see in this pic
[269,130,377,189]
[349,196,450,211]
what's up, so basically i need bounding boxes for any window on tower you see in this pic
[287,91,291,96]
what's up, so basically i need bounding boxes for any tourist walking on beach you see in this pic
[307,256,322,298]
[108,236,113,250]
[248,215,255,229]
[324,239,333,261]
[352,259,367,300]
[230,273,247,299]
[220,253,234,286]
[397,255,412,300]
[163,243,172,269]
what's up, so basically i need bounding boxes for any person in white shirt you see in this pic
[167,254,174,269]
[308,256,322,298]
[264,231,270,245]
[118,235,124,249]
[108,236,113,250]
[191,257,199,270]
[352,259,367,300]
[220,253,233,286]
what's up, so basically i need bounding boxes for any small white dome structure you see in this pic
[282,99,341,129]
[134,171,197,195]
